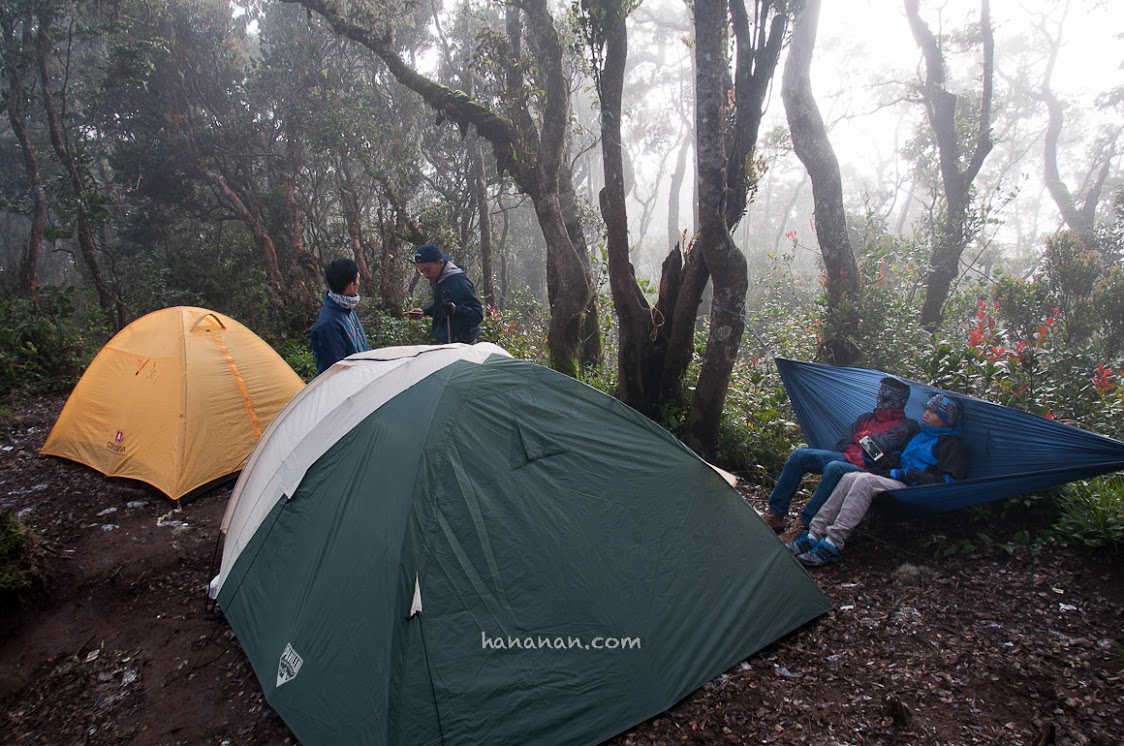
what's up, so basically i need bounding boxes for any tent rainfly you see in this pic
[216,343,830,746]
[41,306,304,501]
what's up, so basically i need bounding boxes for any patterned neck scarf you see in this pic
[328,290,360,310]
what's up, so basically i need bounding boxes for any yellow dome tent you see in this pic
[41,307,305,501]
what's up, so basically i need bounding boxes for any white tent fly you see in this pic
[214,343,512,597]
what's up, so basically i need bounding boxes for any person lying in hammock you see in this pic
[763,377,919,538]
[786,394,970,567]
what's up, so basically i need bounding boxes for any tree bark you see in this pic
[782,0,860,365]
[724,0,787,228]
[1038,14,1115,235]
[287,0,599,374]
[667,134,691,250]
[683,0,753,456]
[282,139,315,311]
[1,8,47,293]
[593,0,660,413]
[337,157,373,283]
[36,9,122,328]
[471,135,495,306]
[199,165,285,290]
[906,0,994,331]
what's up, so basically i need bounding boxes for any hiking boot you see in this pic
[779,525,807,543]
[797,539,843,567]
[785,531,817,556]
[763,511,786,533]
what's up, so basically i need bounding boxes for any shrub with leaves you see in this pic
[362,311,431,350]
[478,290,550,364]
[1052,477,1124,550]
[275,337,317,382]
[0,511,48,607]
[0,287,103,399]
[715,355,805,483]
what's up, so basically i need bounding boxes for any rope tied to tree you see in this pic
[710,299,746,323]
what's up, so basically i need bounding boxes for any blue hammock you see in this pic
[775,358,1124,513]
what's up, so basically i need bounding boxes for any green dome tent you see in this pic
[216,344,829,745]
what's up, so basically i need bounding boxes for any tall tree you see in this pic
[36,4,124,328]
[1035,5,1118,236]
[677,0,786,454]
[579,0,654,409]
[781,0,859,364]
[579,0,785,454]
[905,0,994,331]
[0,2,47,293]
[287,0,601,375]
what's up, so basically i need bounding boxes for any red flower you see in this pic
[1092,364,1116,397]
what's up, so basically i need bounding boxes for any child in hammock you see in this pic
[763,377,919,538]
[787,394,970,567]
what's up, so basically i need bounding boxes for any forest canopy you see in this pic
[1,0,1122,477]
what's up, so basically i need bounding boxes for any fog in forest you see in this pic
[1,0,1121,368]
[589,0,1121,287]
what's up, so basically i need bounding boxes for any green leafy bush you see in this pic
[478,290,550,364]
[0,288,103,399]
[362,311,431,350]
[0,512,48,606]
[1051,477,1124,550]
[275,338,317,382]
[715,356,805,483]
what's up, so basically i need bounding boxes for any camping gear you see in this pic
[776,357,1124,512]
[216,344,830,746]
[41,306,304,501]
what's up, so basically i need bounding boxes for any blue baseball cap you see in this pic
[413,243,450,263]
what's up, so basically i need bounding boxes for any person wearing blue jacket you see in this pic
[788,393,970,566]
[310,258,370,375]
[405,243,483,344]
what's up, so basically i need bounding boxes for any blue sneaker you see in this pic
[797,538,843,567]
[785,531,817,556]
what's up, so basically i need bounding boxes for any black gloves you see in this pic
[444,302,458,316]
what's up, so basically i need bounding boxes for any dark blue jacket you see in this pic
[425,265,483,343]
[310,294,369,374]
[889,423,970,486]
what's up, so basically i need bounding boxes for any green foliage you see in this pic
[362,311,432,350]
[0,512,48,605]
[915,293,1124,438]
[1051,477,1124,550]
[478,290,550,364]
[275,337,316,382]
[0,288,104,399]
[714,356,805,484]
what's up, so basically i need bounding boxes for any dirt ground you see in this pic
[1,396,1121,746]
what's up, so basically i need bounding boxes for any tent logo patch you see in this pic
[106,430,125,454]
[276,643,303,688]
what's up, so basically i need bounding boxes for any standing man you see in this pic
[405,243,483,344]
[310,257,370,375]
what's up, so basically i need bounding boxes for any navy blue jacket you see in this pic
[310,294,370,374]
[425,265,483,343]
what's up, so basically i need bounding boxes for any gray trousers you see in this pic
[809,471,905,549]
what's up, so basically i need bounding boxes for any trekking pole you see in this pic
[446,313,452,344]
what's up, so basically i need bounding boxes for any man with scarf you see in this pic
[405,243,483,344]
[310,258,370,375]
[789,393,969,566]
[764,377,919,537]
